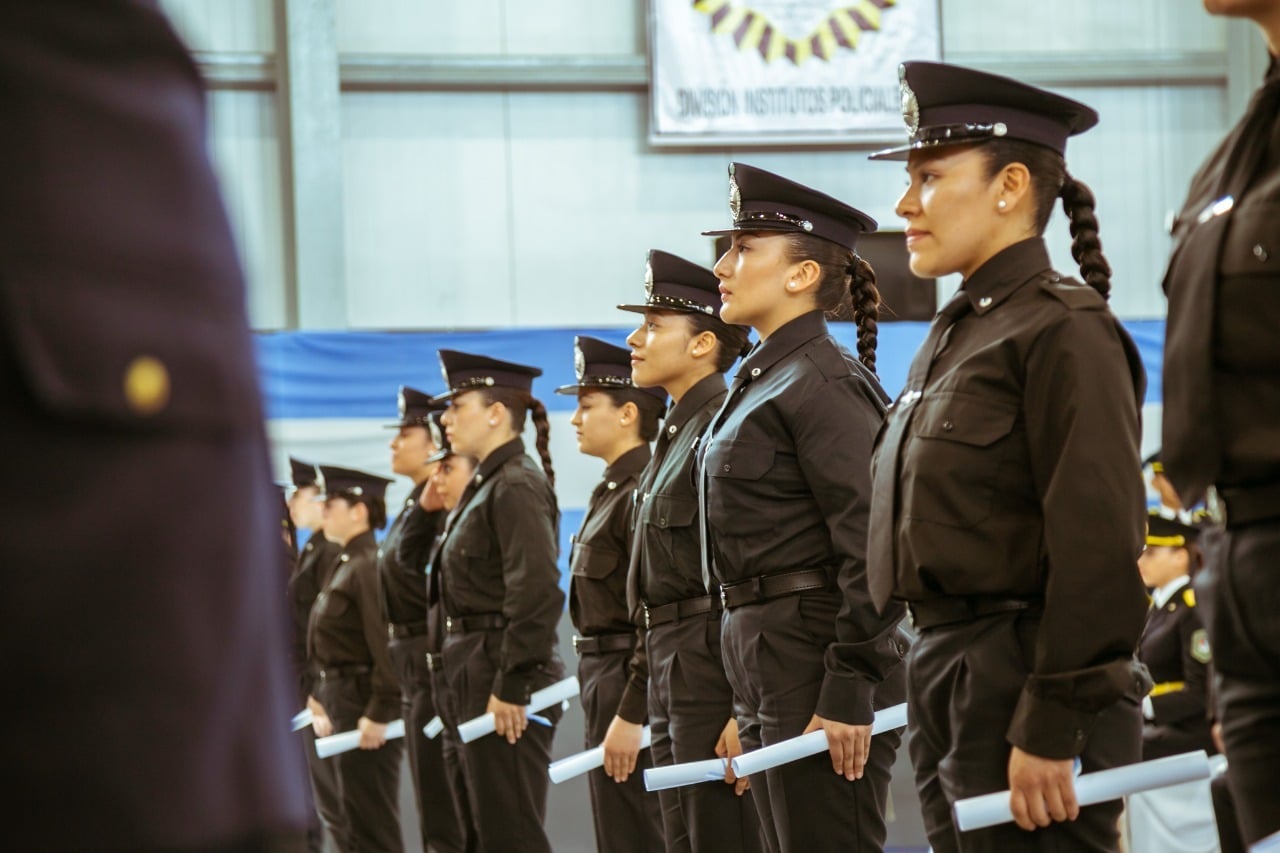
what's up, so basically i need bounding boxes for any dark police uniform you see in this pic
[557,336,666,853]
[619,252,764,853]
[867,62,1150,852]
[308,466,404,853]
[699,165,908,852]
[1162,55,1280,847]
[1139,515,1214,761]
[379,390,467,853]
[286,457,349,852]
[0,2,311,847]
[429,351,566,853]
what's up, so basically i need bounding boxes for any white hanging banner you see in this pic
[649,0,941,145]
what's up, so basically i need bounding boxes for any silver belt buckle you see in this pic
[642,605,651,630]
[1205,485,1227,527]
[719,586,728,608]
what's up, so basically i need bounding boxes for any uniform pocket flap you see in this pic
[0,266,258,434]
[1220,202,1280,276]
[570,541,623,579]
[646,494,698,529]
[915,393,1017,448]
[705,438,775,481]
[456,530,492,559]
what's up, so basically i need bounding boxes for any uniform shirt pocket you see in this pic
[570,541,623,580]
[904,392,1019,528]
[1217,200,1280,370]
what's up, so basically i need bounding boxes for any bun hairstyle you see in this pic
[480,387,555,487]
[783,233,881,374]
[599,388,665,442]
[684,312,752,373]
[980,138,1112,300]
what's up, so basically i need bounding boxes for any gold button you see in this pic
[123,355,170,416]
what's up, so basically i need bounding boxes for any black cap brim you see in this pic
[425,448,452,464]
[617,302,712,315]
[701,222,800,238]
[554,384,583,395]
[867,143,916,161]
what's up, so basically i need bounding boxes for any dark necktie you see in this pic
[1162,73,1280,505]
[867,290,973,610]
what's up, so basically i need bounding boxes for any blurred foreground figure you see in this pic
[0,1,310,848]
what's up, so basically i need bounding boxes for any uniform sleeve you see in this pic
[491,476,565,704]
[622,493,651,725]
[397,504,442,578]
[613,485,648,724]
[794,376,909,725]
[1152,602,1211,726]
[1009,312,1151,758]
[357,557,402,722]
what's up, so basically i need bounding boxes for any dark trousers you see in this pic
[389,633,468,853]
[314,674,404,853]
[1211,771,1247,853]
[301,723,349,852]
[438,629,563,852]
[907,611,1141,852]
[721,594,901,853]
[648,615,763,853]
[1197,521,1280,845]
[578,647,665,853]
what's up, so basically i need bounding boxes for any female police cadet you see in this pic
[619,250,761,853]
[865,61,1149,851]
[699,163,908,852]
[556,335,666,853]
[429,350,565,853]
[307,464,404,853]
[379,387,466,853]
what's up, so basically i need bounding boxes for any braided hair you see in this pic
[783,232,881,374]
[482,387,555,487]
[980,139,1112,300]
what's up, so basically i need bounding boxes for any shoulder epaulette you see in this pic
[1038,274,1105,310]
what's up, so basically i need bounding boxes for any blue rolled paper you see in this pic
[549,726,653,784]
[315,718,406,759]
[729,702,909,777]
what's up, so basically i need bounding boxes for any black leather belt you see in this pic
[318,664,371,681]
[388,620,428,639]
[424,653,443,673]
[719,569,831,610]
[908,597,1041,630]
[573,633,636,656]
[444,613,508,634]
[1207,482,1280,529]
[642,593,721,629]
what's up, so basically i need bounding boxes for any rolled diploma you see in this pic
[953,749,1212,831]
[548,726,653,784]
[643,758,729,792]
[729,702,909,777]
[291,709,313,731]
[315,718,407,759]
[457,676,580,744]
[423,716,445,739]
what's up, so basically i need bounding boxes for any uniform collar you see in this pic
[961,237,1054,316]
[735,310,827,381]
[406,480,427,506]
[665,373,727,433]
[1151,574,1191,609]
[476,437,526,482]
[604,443,651,485]
[342,529,377,556]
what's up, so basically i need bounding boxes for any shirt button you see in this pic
[722,464,731,473]
[979,296,992,308]
[942,420,954,431]
[750,368,761,378]
[123,355,170,416]
[668,425,678,435]
[659,517,667,527]
[1254,244,1269,261]
[607,481,617,490]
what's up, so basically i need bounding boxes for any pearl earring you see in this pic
[997,199,1007,210]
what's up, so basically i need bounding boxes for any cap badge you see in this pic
[993,122,1008,137]
[397,387,407,419]
[729,173,742,220]
[574,342,586,382]
[899,65,919,136]
[428,418,443,450]
[644,259,655,301]
[438,353,451,388]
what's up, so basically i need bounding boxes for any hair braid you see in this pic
[1059,172,1112,300]
[848,255,881,374]
[528,396,555,487]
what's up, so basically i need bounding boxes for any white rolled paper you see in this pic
[644,758,729,792]
[548,726,653,784]
[291,709,313,731]
[457,676,580,744]
[1251,828,1280,853]
[423,716,445,739]
[729,702,909,778]
[315,718,407,759]
[953,750,1212,832]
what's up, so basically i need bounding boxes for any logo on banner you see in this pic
[694,0,899,65]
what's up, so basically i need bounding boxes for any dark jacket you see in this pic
[625,373,728,716]
[870,237,1150,758]
[379,481,443,628]
[1140,579,1215,759]
[308,530,402,722]
[702,310,907,724]
[289,531,344,702]
[432,438,564,704]
[570,443,651,724]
